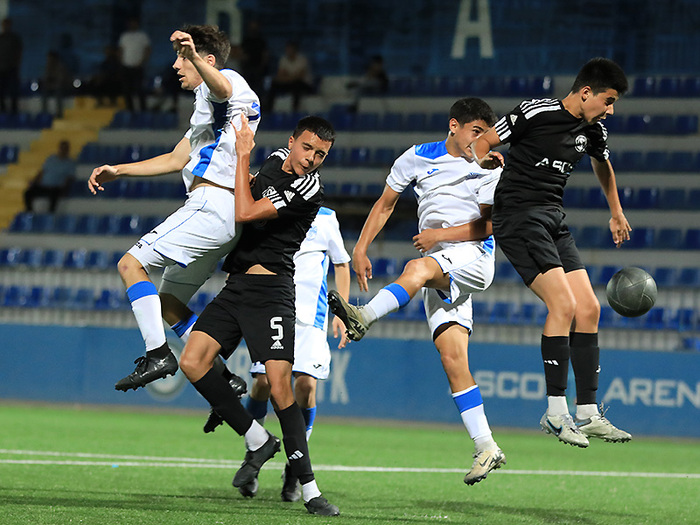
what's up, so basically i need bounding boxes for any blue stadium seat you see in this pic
[347,147,371,167]
[472,301,489,324]
[118,214,142,236]
[95,289,128,310]
[381,113,403,131]
[428,112,445,132]
[365,183,384,197]
[562,187,585,208]
[64,249,88,269]
[686,189,700,211]
[657,77,682,97]
[50,287,74,308]
[675,115,699,135]
[373,147,395,167]
[654,228,683,250]
[489,302,513,324]
[75,214,101,235]
[584,188,609,208]
[18,247,43,268]
[405,113,426,131]
[354,112,379,131]
[632,187,659,209]
[658,188,687,209]
[653,267,678,287]
[643,307,668,330]
[9,212,34,233]
[42,249,65,269]
[323,147,345,167]
[626,115,652,134]
[86,250,110,271]
[2,285,27,307]
[510,303,537,325]
[678,268,700,287]
[339,183,362,197]
[681,77,700,97]
[644,151,668,172]
[633,77,656,97]
[495,260,519,282]
[597,265,620,286]
[669,308,696,331]
[577,226,609,249]
[668,152,696,172]
[372,257,399,278]
[683,229,700,250]
[626,227,655,249]
[617,187,635,208]
[31,213,55,233]
[71,288,96,310]
[322,182,337,197]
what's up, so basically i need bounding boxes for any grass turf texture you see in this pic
[1,403,699,524]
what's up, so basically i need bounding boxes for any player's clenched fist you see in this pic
[88,165,118,194]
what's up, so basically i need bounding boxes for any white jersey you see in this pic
[293,207,351,328]
[386,139,502,253]
[183,68,260,190]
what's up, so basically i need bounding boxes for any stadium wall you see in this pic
[1,325,698,439]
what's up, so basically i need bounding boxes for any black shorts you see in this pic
[493,207,584,286]
[193,274,296,364]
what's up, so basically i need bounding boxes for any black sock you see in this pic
[541,335,570,397]
[211,357,233,381]
[191,368,253,436]
[569,332,600,405]
[146,342,170,359]
[275,402,314,485]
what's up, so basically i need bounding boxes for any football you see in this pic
[605,267,657,317]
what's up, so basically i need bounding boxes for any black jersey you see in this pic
[493,98,610,212]
[222,148,323,276]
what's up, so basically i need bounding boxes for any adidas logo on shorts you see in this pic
[271,340,284,350]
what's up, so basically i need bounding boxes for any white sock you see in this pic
[127,281,166,351]
[547,396,569,416]
[459,404,493,446]
[244,420,269,451]
[302,479,321,502]
[576,403,599,419]
[364,288,401,322]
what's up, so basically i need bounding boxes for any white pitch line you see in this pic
[1,450,699,479]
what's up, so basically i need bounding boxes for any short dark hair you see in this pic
[180,24,231,68]
[571,57,628,95]
[449,98,497,127]
[293,116,336,144]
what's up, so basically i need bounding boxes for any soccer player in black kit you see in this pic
[471,58,632,448]
[178,115,340,516]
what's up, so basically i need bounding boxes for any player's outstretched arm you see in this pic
[331,262,351,348]
[591,157,631,247]
[87,137,191,194]
[171,30,232,100]
[352,185,401,292]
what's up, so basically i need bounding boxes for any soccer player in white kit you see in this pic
[208,206,351,501]
[328,98,506,485]
[87,25,260,391]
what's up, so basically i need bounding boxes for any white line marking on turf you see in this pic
[1,449,699,479]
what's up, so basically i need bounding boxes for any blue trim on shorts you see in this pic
[385,283,411,308]
[452,386,483,413]
[482,235,495,255]
[126,281,158,303]
[314,255,330,329]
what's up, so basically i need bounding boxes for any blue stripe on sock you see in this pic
[172,313,198,337]
[453,386,483,413]
[126,281,158,303]
[246,397,269,420]
[302,406,316,432]
[385,283,411,308]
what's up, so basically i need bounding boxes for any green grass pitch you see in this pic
[1,403,698,524]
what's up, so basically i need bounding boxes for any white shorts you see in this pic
[250,322,331,380]
[423,242,495,335]
[127,185,238,304]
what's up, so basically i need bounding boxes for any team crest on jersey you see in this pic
[510,114,518,125]
[575,134,588,153]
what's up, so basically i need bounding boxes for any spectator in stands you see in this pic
[266,41,313,112]
[348,54,389,112]
[24,140,76,213]
[87,25,260,393]
[90,45,122,107]
[328,98,507,486]
[41,51,72,117]
[118,17,151,112]
[0,17,22,114]
[471,57,632,447]
[239,20,269,99]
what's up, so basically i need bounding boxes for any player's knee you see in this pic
[549,295,577,323]
[577,296,600,325]
[251,374,271,397]
[402,258,436,282]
